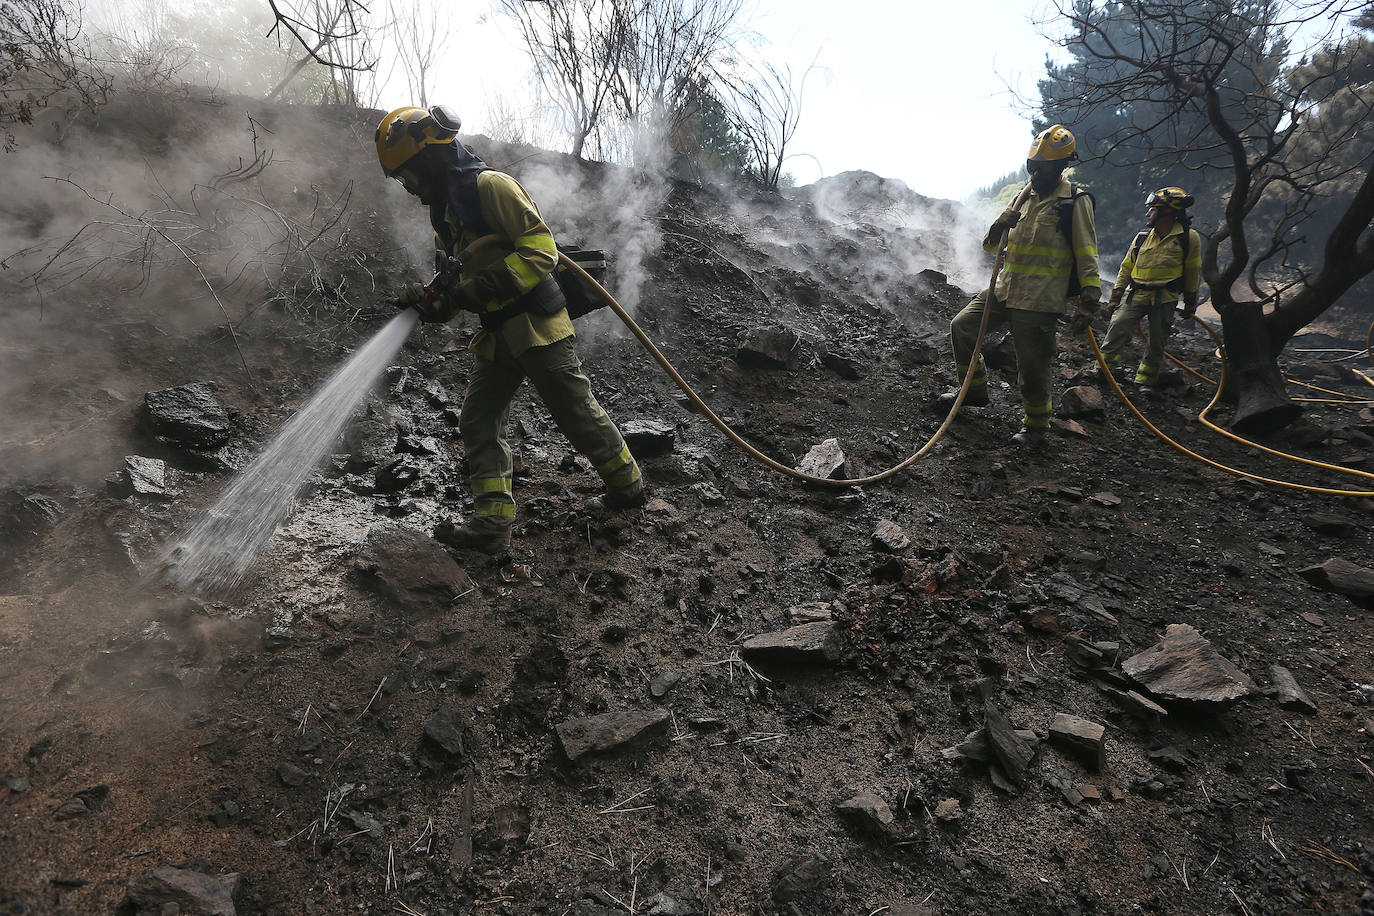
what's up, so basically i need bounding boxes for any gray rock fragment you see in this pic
[796,438,846,479]
[1122,623,1256,704]
[621,419,676,457]
[871,519,911,553]
[1060,385,1106,418]
[143,382,232,450]
[737,326,801,370]
[1297,557,1374,604]
[741,621,840,666]
[771,854,832,904]
[649,670,682,699]
[125,864,241,916]
[835,790,894,837]
[1049,713,1106,770]
[106,455,171,499]
[555,709,670,762]
[424,707,469,759]
[1269,665,1318,714]
[354,523,473,613]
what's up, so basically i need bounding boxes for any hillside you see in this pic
[2,92,1373,916]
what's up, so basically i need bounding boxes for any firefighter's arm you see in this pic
[1180,229,1203,317]
[1071,194,1101,294]
[465,171,559,306]
[1108,252,1133,311]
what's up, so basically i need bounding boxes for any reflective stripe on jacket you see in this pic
[439,170,573,359]
[986,177,1100,313]
[1111,225,1202,299]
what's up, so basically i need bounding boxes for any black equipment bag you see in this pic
[556,246,610,320]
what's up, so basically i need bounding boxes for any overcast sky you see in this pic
[366,1,1061,203]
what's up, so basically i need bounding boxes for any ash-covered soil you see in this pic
[2,94,1374,916]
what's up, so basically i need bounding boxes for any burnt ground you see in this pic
[2,94,1374,916]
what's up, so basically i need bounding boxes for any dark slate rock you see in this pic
[343,406,400,473]
[143,382,231,450]
[1270,665,1318,714]
[555,709,670,762]
[821,350,862,380]
[1297,557,1374,605]
[1122,623,1257,704]
[737,326,802,370]
[125,864,241,916]
[1302,513,1357,537]
[397,435,441,456]
[423,707,469,760]
[984,700,1035,790]
[741,621,841,666]
[373,456,426,494]
[649,670,682,699]
[796,438,846,479]
[277,762,307,787]
[20,493,64,529]
[353,524,472,613]
[771,854,832,904]
[621,419,676,457]
[54,784,109,820]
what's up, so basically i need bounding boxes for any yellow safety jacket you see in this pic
[439,170,574,359]
[1110,224,1202,302]
[987,178,1100,313]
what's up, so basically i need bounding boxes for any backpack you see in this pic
[1126,227,1191,292]
[1054,183,1096,297]
[433,168,614,322]
[555,247,611,320]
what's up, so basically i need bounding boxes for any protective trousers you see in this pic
[459,335,641,527]
[950,292,1059,430]
[1101,289,1175,384]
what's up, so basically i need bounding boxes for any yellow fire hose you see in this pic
[1088,318,1374,497]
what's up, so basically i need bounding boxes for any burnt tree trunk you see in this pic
[1219,301,1303,434]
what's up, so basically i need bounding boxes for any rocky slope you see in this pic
[1,93,1373,916]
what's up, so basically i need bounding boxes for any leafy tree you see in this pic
[1036,0,1374,433]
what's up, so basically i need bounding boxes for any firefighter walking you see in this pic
[1100,187,1203,386]
[375,105,644,555]
[939,124,1102,445]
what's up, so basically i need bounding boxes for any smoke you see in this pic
[798,171,991,294]
[481,128,672,318]
[0,96,386,489]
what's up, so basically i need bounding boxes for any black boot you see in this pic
[935,386,989,410]
[434,517,512,555]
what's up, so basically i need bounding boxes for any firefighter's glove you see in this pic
[989,208,1022,235]
[1179,294,1198,320]
[397,282,458,324]
[391,283,427,312]
[448,279,485,314]
[1106,290,1123,316]
[1069,286,1101,334]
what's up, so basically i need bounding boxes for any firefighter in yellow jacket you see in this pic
[1100,187,1203,386]
[376,105,644,555]
[939,124,1101,445]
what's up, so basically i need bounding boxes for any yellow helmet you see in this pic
[1146,186,1194,210]
[375,106,461,176]
[1027,124,1077,162]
